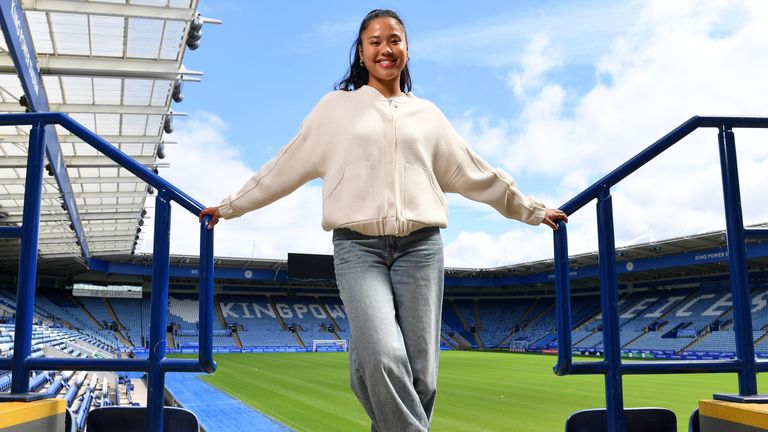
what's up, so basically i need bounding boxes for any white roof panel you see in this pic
[90,15,125,57]
[127,18,164,59]
[0,0,202,258]
[159,20,185,60]
[25,11,53,54]
[123,79,154,105]
[95,113,121,135]
[93,78,122,105]
[61,76,94,104]
[50,13,90,56]
[42,76,64,104]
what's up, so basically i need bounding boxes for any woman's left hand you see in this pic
[542,208,568,231]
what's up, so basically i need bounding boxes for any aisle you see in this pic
[165,372,292,432]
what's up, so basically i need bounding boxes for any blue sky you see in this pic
[151,0,768,267]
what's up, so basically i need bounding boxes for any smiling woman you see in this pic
[198,8,566,432]
[335,9,412,98]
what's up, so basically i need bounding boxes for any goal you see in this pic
[312,339,348,352]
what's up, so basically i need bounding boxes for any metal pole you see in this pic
[716,126,758,397]
[553,222,573,375]
[10,122,46,395]
[146,190,172,432]
[597,188,624,432]
[198,217,216,373]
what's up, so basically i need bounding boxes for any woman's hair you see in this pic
[334,9,412,93]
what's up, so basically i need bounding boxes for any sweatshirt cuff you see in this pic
[218,199,236,220]
[524,203,547,226]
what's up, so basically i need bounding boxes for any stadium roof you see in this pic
[0,0,205,266]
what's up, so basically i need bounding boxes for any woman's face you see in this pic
[358,17,408,95]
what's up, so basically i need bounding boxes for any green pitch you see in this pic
[199,351,746,431]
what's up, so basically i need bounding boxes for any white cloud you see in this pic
[443,0,768,267]
[138,113,331,260]
[412,1,642,68]
[506,34,561,97]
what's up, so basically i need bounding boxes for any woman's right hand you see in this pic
[199,207,221,230]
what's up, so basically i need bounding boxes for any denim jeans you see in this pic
[333,227,444,432]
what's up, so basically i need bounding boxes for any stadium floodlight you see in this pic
[156,142,166,159]
[172,79,184,103]
[163,115,173,134]
[186,15,203,50]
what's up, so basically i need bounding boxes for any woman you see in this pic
[200,9,567,431]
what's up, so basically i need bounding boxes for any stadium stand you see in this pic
[109,296,151,348]
[217,294,299,348]
[477,298,528,348]
[441,300,477,348]
[270,295,343,347]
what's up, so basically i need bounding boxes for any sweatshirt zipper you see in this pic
[389,98,400,235]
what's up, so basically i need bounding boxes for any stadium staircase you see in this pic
[621,329,648,349]
[753,330,768,347]
[104,300,133,347]
[552,116,768,432]
[471,301,485,348]
[232,330,243,348]
[214,293,227,328]
[292,330,306,349]
[496,300,538,347]
[67,292,103,331]
[167,331,176,349]
[680,303,737,353]
[522,303,555,333]
[448,300,471,333]
[317,297,344,339]
[268,296,288,330]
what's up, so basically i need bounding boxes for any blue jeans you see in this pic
[333,227,444,432]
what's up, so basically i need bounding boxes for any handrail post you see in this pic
[715,126,758,398]
[597,188,624,432]
[198,217,216,373]
[146,189,172,432]
[9,122,46,397]
[554,222,573,375]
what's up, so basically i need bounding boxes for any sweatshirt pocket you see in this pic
[403,163,448,223]
[323,162,375,224]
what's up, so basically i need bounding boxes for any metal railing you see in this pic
[0,112,216,432]
[552,116,768,431]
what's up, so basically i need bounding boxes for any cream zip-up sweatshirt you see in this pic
[218,85,546,236]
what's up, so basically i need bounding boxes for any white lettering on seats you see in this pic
[620,298,658,319]
[676,294,715,317]
[702,294,732,316]
[644,296,685,318]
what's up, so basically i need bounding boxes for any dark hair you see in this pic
[334,9,412,93]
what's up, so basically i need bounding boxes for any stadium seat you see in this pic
[565,407,676,432]
[65,407,76,432]
[689,408,699,432]
[86,406,199,432]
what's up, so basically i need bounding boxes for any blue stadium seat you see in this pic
[688,408,699,432]
[565,407,676,432]
[87,406,199,432]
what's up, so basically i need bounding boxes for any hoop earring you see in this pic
[359,59,365,67]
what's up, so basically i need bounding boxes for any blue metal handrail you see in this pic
[0,112,216,432]
[553,115,768,432]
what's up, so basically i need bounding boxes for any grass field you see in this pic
[198,351,747,431]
